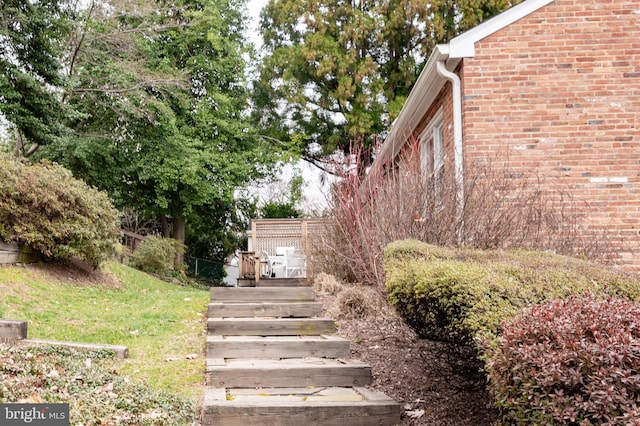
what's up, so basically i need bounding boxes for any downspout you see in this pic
[436,60,464,243]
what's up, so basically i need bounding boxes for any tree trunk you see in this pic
[13,130,26,157]
[173,216,186,264]
[13,130,39,158]
[160,213,170,238]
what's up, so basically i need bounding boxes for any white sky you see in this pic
[245,0,267,48]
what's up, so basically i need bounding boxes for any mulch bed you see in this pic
[317,286,498,425]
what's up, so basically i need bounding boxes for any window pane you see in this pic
[434,125,444,172]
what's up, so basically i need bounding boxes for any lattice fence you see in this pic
[249,218,331,277]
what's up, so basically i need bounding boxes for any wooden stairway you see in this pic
[202,280,401,426]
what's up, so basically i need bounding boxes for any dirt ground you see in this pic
[316,280,498,426]
[25,258,121,288]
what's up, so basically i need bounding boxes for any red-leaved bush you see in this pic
[487,294,640,425]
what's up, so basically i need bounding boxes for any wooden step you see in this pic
[201,387,401,426]
[0,319,27,340]
[208,317,337,336]
[206,335,350,359]
[255,278,309,287]
[206,357,372,388]
[211,287,315,303]
[208,302,323,318]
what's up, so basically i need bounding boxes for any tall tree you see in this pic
[39,0,276,260]
[254,0,520,169]
[0,0,74,157]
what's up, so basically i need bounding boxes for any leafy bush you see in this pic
[129,236,185,274]
[0,155,120,267]
[384,240,640,349]
[487,294,640,425]
[261,201,301,219]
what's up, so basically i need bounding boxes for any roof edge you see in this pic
[377,45,454,165]
[449,0,556,58]
[377,0,557,166]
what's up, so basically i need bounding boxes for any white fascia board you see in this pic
[379,45,455,164]
[449,0,556,58]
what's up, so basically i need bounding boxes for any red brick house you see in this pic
[377,0,640,270]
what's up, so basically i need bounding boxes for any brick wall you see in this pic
[460,0,640,269]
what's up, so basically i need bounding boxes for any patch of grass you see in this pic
[0,262,209,400]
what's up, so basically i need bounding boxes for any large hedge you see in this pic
[384,240,640,349]
[0,155,120,267]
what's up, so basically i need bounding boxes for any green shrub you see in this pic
[0,155,120,267]
[487,294,640,425]
[384,240,640,349]
[384,239,444,262]
[129,236,185,274]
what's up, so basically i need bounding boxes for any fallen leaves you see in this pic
[405,408,426,419]
[0,344,197,424]
[94,382,114,394]
[166,353,198,361]
[317,282,498,426]
[18,393,43,403]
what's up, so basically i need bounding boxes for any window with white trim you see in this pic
[420,109,445,178]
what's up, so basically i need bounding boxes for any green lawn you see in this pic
[0,262,210,400]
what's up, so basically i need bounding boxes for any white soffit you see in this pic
[449,0,556,58]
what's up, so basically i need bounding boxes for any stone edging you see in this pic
[0,319,128,359]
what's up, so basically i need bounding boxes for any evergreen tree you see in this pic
[254,0,521,169]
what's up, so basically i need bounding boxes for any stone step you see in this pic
[206,335,350,359]
[206,357,372,388]
[201,387,401,426]
[208,302,323,318]
[211,287,315,303]
[208,317,337,336]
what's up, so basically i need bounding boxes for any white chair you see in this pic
[284,248,306,278]
[260,251,285,278]
[276,246,295,256]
